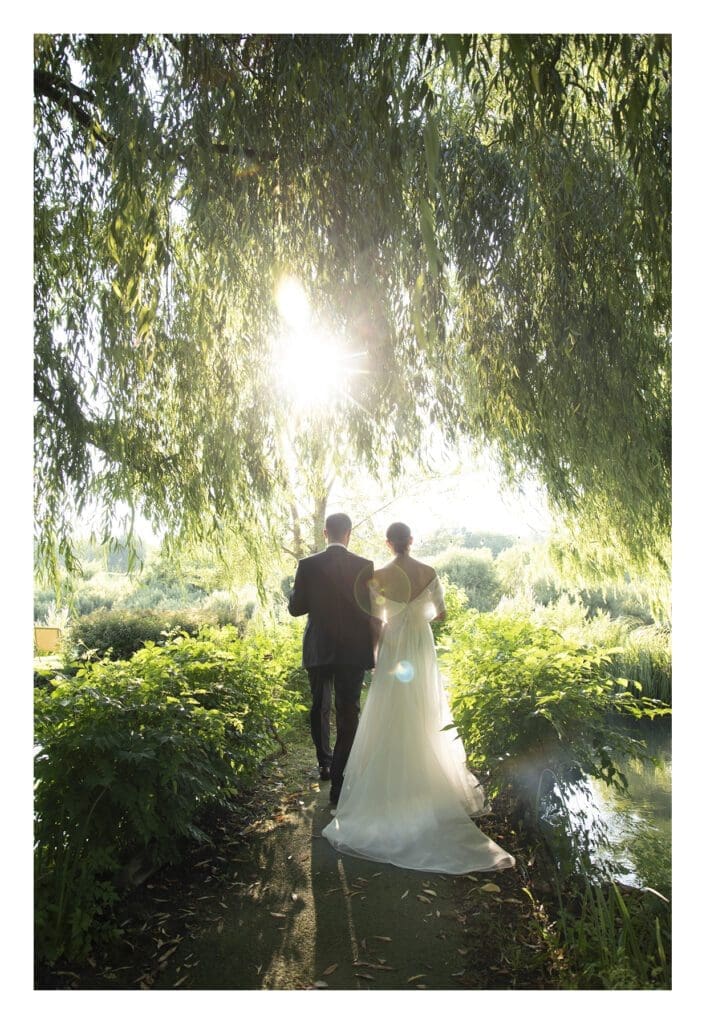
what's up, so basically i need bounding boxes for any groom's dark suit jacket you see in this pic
[288,545,376,670]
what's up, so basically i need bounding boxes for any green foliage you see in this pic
[431,580,468,645]
[496,536,659,623]
[34,623,305,964]
[69,607,211,660]
[434,546,502,611]
[496,591,671,703]
[443,610,670,807]
[34,34,670,587]
[534,874,670,990]
[548,529,671,623]
[604,624,672,703]
[416,526,518,557]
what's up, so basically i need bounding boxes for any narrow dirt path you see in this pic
[153,773,476,990]
[37,721,551,991]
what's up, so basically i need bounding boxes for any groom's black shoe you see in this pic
[329,789,340,806]
[319,766,331,781]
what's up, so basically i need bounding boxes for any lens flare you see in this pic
[394,660,415,683]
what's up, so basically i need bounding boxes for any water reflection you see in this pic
[539,718,671,894]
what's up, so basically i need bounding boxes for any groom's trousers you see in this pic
[307,664,364,796]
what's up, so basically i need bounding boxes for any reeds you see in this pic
[555,874,670,989]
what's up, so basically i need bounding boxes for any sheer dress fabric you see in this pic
[322,576,515,874]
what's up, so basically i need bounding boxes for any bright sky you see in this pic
[328,456,552,546]
[274,274,553,545]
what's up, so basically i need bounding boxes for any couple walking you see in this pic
[288,513,514,875]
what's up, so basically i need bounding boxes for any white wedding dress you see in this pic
[322,576,515,874]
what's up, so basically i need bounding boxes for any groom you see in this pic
[288,512,377,805]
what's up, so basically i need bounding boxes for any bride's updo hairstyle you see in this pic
[386,521,412,554]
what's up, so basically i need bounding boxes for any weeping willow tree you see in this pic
[34,33,670,585]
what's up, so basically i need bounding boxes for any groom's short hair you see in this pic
[325,512,352,541]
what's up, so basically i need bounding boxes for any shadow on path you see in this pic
[37,725,537,990]
[154,778,480,990]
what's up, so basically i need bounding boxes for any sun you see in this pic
[271,277,366,415]
[275,277,310,331]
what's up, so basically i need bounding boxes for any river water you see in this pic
[540,717,672,895]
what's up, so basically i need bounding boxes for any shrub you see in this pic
[69,608,211,660]
[431,580,468,645]
[604,624,672,703]
[443,610,670,810]
[34,624,306,964]
[200,589,248,626]
[434,547,502,611]
[493,596,672,705]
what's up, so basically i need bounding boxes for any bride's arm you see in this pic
[430,575,446,622]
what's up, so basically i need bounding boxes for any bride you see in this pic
[322,522,515,875]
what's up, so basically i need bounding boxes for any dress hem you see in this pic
[322,834,516,875]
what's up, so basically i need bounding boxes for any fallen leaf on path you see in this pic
[416,895,431,904]
[353,961,395,971]
[269,912,286,919]
[323,963,338,976]
[479,883,501,893]
[356,973,375,981]
[371,872,382,877]
[400,890,409,899]
[173,975,188,988]
[313,980,329,989]
[407,974,426,983]
[422,889,438,897]
[457,948,469,955]
[371,935,392,941]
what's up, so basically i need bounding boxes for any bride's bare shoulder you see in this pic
[409,557,437,583]
[371,562,396,583]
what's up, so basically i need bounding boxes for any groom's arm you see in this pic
[370,616,383,661]
[364,562,384,659]
[287,561,309,617]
